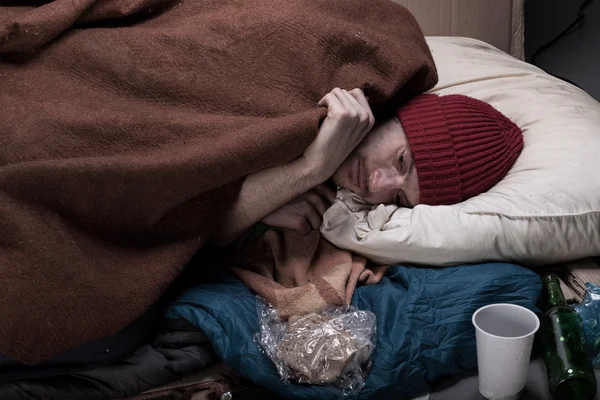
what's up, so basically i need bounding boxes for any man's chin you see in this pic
[330,170,344,189]
[333,186,374,204]
[330,170,375,203]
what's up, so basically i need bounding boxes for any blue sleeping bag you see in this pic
[166,263,541,399]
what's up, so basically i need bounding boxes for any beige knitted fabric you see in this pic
[229,229,388,318]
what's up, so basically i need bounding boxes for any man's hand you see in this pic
[304,88,375,180]
[261,185,336,235]
[210,87,372,246]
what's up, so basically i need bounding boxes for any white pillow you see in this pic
[321,37,600,266]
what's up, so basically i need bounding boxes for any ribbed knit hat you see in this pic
[397,94,523,206]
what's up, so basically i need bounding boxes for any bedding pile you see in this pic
[0,0,437,364]
[0,319,218,399]
[321,37,600,267]
[167,262,542,399]
[229,229,388,318]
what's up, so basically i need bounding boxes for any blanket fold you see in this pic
[229,229,388,318]
[0,0,437,364]
[165,263,542,399]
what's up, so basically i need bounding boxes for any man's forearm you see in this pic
[210,87,374,247]
[210,157,324,247]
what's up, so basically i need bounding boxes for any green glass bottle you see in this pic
[541,275,597,400]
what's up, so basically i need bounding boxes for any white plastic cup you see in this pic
[472,303,540,400]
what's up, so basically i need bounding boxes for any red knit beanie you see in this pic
[397,94,523,206]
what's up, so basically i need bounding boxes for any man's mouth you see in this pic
[355,158,363,193]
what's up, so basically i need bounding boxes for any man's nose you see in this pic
[368,167,403,192]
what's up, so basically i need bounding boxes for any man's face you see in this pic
[332,117,419,207]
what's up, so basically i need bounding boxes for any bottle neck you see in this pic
[543,276,567,308]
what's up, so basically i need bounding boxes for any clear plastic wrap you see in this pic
[573,282,600,368]
[255,298,377,395]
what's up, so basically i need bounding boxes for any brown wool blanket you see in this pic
[0,0,437,364]
[229,229,389,319]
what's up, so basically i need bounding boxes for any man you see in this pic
[212,88,523,244]
[331,92,524,207]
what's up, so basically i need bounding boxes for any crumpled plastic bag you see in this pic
[573,282,600,368]
[255,298,376,395]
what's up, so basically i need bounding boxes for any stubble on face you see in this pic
[331,116,420,206]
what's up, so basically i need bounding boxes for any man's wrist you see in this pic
[294,156,327,188]
[209,155,328,248]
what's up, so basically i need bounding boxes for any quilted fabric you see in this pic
[166,263,541,399]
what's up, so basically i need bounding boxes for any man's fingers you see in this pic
[304,209,323,231]
[331,88,359,118]
[341,89,363,114]
[296,201,322,231]
[318,91,349,122]
[348,88,368,104]
[349,88,375,128]
[312,184,337,205]
[296,221,312,236]
[286,214,310,235]
[289,210,314,235]
[319,88,371,126]
[305,192,328,216]
[317,92,338,108]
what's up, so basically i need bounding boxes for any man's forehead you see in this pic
[379,116,406,139]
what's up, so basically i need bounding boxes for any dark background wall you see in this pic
[525,0,600,100]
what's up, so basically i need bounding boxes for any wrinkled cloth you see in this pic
[0,320,218,400]
[120,361,278,400]
[0,307,157,384]
[0,0,437,363]
[574,282,600,368]
[166,263,541,399]
[229,229,388,318]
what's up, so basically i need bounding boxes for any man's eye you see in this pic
[399,152,405,169]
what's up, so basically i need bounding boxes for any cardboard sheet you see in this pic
[539,258,600,303]
[392,0,524,59]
